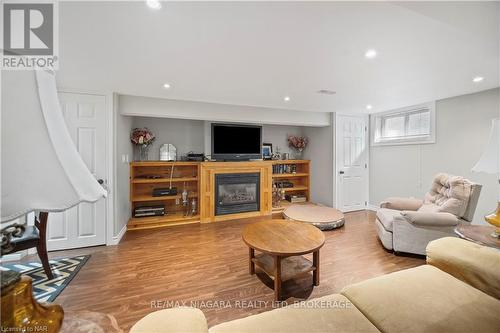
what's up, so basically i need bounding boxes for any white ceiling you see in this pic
[58,1,500,114]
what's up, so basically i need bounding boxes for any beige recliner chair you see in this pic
[376,173,482,255]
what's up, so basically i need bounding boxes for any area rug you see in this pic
[0,255,90,302]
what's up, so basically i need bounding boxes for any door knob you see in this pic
[97,179,104,184]
[339,171,345,175]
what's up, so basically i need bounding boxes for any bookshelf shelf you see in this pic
[128,162,200,230]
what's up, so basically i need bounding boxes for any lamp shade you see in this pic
[1,70,107,224]
[472,118,500,174]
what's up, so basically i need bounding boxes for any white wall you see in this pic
[114,95,133,236]
[132,117,205,160]
[370,88,500,224]
[303,113,335,207]
[119,95,330,127]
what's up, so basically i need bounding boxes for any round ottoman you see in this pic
[283,204,345,230]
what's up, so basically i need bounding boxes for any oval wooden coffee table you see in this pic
[242,220,325,301]
[283,204,345,230]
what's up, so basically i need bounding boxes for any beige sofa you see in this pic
[131,237,500,333]
[376,173,482,255]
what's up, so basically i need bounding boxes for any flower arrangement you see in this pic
[288,135,308,152]
[131,128,155,146]
[131,128,155,161]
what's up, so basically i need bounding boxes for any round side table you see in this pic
[454,224,500,250]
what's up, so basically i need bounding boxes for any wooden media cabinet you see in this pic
[128,160,310,230]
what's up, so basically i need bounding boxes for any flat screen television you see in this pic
[211,123,262,161]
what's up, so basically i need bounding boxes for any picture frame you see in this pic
[262,143,273,160]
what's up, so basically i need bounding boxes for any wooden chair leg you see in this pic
[36,212,54,280]
[36,244,54,280]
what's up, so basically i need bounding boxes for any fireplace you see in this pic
[215,173,260,215]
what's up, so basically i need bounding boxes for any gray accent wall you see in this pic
[370,88,500,224]
[132,117,205,159]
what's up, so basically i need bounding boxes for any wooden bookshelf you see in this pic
[271,160,311,212]
[128,161,200,230]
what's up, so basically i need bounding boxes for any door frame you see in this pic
[57,87,116,246]
[335,113,370,212]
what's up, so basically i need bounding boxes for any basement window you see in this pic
[371,102,435,146]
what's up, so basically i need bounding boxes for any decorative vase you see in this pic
[137,145,149,161]
[294,148,304,160]
[485,201,500,238]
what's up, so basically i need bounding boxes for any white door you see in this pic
[46,93,107,251]
[336,114,369,212]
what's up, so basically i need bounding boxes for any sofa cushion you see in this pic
[130,307,208,333]
[376,208,406,232]
[422,173,473,218]
[427,237,500,300]
[341,265,500,333]
[209,294,380,333]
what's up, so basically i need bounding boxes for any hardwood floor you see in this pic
[23,210,424,331]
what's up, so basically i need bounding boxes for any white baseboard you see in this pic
[108,224,126,246]
[366,204,379,212]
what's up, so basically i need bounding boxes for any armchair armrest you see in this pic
[130,307,208,333]
[401,211,459,227]
[426,237,500,299]
[380,197,423,211]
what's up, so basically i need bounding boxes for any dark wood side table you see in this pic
[242,220,325,301]
[454,224,500,250]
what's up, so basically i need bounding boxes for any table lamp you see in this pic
[1,70,107,331]
[472,118,500,238]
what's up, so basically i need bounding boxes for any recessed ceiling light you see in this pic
[284,96,291,102]
[163,83,171,89]
[472,76,484,83]
[366,104,373,110]
[365,49,377,59]
[317,89,336,95]
[146,0,162,10]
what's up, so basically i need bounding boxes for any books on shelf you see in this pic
[272,164,297,174]
[285,194,307,203]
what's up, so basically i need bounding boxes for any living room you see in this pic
[1,1,500,332]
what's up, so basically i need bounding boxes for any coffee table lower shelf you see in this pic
[252,254,316,282]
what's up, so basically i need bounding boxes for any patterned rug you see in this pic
[0,255,90,302]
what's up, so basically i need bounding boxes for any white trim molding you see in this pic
[108,224,127,246]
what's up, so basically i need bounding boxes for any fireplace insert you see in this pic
[215,173,260,215]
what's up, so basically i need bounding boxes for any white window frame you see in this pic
[370,102,436,146]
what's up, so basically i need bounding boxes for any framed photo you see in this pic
[262,143,273,160]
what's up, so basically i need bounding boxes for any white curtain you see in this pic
[1,70,106,224]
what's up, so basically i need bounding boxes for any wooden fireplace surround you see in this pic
[200,161,272,223]
[128,160,310,230]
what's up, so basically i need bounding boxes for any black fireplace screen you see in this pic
[215,173,260,215]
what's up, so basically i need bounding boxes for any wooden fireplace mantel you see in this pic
[128,160,310,230]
